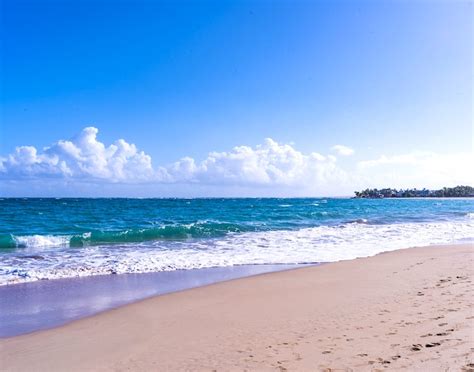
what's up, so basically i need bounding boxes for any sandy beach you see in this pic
[1,243,473,371]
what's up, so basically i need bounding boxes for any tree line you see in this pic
[354,185,474,198]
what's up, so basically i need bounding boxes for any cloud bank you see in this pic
[0,127,344,188]
[1,127,472,196]
[356,151,473,189]
[163,138,343,187]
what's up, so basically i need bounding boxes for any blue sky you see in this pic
[0,0,472,196]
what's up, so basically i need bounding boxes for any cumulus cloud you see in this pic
[331,144,354,156]
[0,127,154,182]
[0,128,345,189]
[164,138,344,187]
[1,127,471,196]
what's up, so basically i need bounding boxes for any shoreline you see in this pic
[0,263,311,338]
[1,243,473,371]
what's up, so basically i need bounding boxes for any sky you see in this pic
[0,0,472,197]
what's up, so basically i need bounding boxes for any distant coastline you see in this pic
[353,185,474,198]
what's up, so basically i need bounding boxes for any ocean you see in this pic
[1,197,473,285]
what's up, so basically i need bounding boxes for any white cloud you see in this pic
[331,144,354,156]
[356,151,474,189]
[164,138,344,187]
[0,128,345,190]
[0,127,472,196]
[0,127,154,182]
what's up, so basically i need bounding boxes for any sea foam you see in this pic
[13,235,71,248]
[1,219,472,285]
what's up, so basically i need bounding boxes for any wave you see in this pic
[0,234,72,249]
[69,223,246,246]
[0,222,250,249]
[2,211,473,249]
[1,219,473,285]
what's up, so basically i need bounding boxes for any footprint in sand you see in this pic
[425,342,441,348]
[373,357,392,366]
[461,363,474,372]
[411,344,423,351]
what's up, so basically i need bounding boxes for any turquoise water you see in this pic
[1,198,473,284]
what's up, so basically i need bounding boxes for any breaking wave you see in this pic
[0,222,250,249]
[1,219,473,285]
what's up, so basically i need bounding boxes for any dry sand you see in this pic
[1,244,473,371]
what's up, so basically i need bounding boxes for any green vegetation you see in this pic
[354,185,474,198]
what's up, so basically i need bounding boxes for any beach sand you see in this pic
[1,244,473,371]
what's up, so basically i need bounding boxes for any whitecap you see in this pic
[13,235,71,248]
[2,219,472,285]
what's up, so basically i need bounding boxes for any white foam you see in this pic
[14,235,71,248]
[1,220,473,285]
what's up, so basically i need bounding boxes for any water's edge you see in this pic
[0,263,313,338]
[2,242,472,338]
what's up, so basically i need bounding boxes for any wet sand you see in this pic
[0,264,306,337]
[1,244,473,371]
